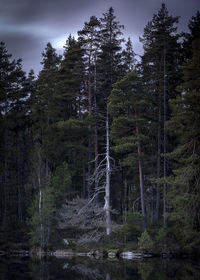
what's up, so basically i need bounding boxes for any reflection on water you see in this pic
[0,256,200,280]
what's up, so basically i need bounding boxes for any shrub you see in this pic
[138,230,154,252]
[118,212,143,242]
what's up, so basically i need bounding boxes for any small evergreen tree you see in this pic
[138,230,154,252]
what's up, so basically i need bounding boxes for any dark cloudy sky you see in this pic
[1,0,200,75]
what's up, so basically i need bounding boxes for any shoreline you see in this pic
[0,249,196,260]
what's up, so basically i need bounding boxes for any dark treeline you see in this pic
[0,5,200,254]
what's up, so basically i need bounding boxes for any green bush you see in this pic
[155,227,168,252]
[138,230,154,252]
[118,212,143,242]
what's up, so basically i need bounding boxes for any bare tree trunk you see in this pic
[36,146,44,249]
[3,140,8,230]
[3,97,8,230]
[163,46,167,228]
[124,178,128,222]
[104,106,111,235]
[39,189,43,248]
[106,273,111,280]
[45,158,49,177]
[135,109,146,230]
[150,185,154,225]
[46,92,50,177]
[150,142,155,225]
[17,148,22,221]
[88,137,92,197]
[87,54,92,197]
[82,166,86,198]
[94,123,99,203]
[94,55,99,202]
[129,185,132,213]
[155,92,161,222]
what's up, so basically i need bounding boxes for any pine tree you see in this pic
[57,35,85,120]
[96,7,125,234]
[27,43,62,248]
[182,11,200,62]
[78,16,101,197]
[97,7,124,109]
[0,42,29,229]
[166,11,200,248]
[51,118,89,196]
[109,71,149,230]
[29,162,71,249]
[122,37,136,73]
[140,4,181,224]
[32,42,61,175]
[51,36,89,196]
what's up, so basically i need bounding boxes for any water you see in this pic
[0,256,200,280]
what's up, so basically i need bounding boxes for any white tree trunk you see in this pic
[104,107,111,235]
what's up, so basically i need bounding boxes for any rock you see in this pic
[63,239,69,246]
[63,263,69,269]
[108,252,116,258]
[143,253,154,258]
[120,251,142,259]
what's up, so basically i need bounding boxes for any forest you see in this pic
[0,4,200,256]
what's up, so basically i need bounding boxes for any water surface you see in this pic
[0,256,200,280]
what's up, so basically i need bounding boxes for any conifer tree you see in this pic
[182,11,200,62]
[51,36,89,196]
[96,7,125,233]
[57,35,85,120]
[140,4,181,224]
[32,42,61,175]
[78,16,101,196]
[27,43,61,248]
[0,42,29,228]
[122,37,136,73]
[97,7,124,108]
[109,71,149,230]
[167,11,200,247]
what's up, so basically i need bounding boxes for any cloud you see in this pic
[1,0,200,74]
[1,31,46,73]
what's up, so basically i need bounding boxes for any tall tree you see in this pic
[140,4,181,224]
[182,11,200,62]
[109,71,148,230]
[0,42,28,228]
[97,7,125,233]
[28,43,61,249]
[166,11,200,247]
[32,42,61,174]
[78,16,101,197]
[97,7,124,108]
[57,35,85,121]
[49,36,89,196]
